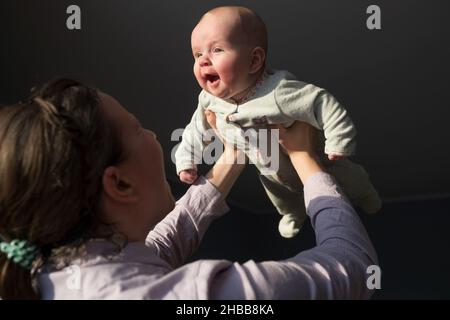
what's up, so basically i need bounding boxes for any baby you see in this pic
[175,6,382,238]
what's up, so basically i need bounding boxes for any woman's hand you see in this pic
[273,121,324,184]
[204,110,246,199]
[274,121,317,156]
[204,110,237,152]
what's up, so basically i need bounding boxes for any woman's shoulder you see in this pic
[37,241,169,299]
[38,249,234,299]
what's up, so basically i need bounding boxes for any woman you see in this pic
[0,78,377,299]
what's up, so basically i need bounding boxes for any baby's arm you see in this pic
[275,80,357,159]
[175,93,211,183]
[314,90,357,159]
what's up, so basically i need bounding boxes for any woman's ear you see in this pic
[249,47,266,74]
[102,166,139,203]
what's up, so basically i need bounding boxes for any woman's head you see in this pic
[0,79,174,299]
[98,92,175,242]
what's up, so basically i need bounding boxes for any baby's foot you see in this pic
[357,189,382,214]
[278,214,303,238]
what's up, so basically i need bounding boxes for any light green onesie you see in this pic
[175,69,381,238]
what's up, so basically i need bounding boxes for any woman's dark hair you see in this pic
[0,79,125,299]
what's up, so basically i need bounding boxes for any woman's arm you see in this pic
[207,172,377,299]
[205,122,378,299]
[146,111,245,269]
[275,120,324,183]
[204,110,246,199]
[123,121,377,299]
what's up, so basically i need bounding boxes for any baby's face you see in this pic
[191,14,254,100]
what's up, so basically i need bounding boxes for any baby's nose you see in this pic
[199,56,212,67]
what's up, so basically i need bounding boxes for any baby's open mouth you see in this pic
[205,74,220,84]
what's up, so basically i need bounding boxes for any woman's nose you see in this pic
[146,129,157,139]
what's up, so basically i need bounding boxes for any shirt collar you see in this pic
[226,69,269,105]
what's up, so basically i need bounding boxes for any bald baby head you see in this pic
[191,6,268,100]
[198,6,268,53]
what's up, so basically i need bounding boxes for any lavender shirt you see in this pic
[38,172,378,299]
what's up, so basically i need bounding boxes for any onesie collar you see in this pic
[226,69,269,105]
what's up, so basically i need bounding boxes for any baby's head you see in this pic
[191,6,267,100]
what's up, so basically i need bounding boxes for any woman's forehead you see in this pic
[98,92,134,130]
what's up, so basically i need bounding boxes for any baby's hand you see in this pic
[179,169,198,184]
[328,154,345,161]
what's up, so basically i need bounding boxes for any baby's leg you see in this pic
[325,158,382,214]
[259,174,307,238]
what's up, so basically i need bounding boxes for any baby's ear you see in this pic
[249,47,266,74]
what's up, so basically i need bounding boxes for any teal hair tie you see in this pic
[0,239,40,270]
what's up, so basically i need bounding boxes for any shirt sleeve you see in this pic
[206,172,378,299]
[174,91,212,174]
[145,176,230,269]
[275,79,357,156]
[76,174,377,300]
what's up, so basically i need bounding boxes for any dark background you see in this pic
[1,0,449,298]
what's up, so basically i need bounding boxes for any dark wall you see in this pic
[2,0,449,208]
[1,0,450,299]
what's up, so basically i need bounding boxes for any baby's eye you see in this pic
[194,52,202,59]
[212,47,224,53]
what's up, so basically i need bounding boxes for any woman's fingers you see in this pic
[269,123,287,135]
[204,110,217,129]
[275,121,317,155]
[204,110,222,143]
[204,114,316,155]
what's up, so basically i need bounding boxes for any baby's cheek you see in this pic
[193,65,202,81]
[228,61,250,84]
[194,71,205,87]
[214,58,231,76]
